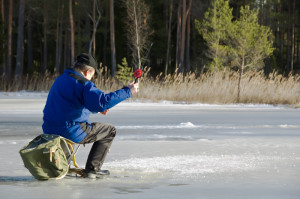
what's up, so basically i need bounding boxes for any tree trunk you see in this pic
[109,0,116,77]
[69,0,75,65]
[192,13,197,67]
[278,2,284,72]
[259,0,264,25]
[175,3,182,70]
[264,0,270,76]
[291,0,295,73]
[164,0,173,76]
[0,0,5,75]
[133,0,141,69]
[92,0,96,56]
[43,1,48,73]
[178,0,186,73]
[237,56,245,103]
[125,0,151,71]
[63,28,68,69]
[298,25,300,65]
[55,13,60,74]
[27,13,33,72]
[58,21,63,73]
[178,0,192,73]
[55,1,63,74]
[275,2,280,50]
[15,0,25,80]
[286,0,291,75]
[185,9,191,72]
[89,0,102,57]
[0,0,3,21]
[102,1,109,67]
[84,16,90,52]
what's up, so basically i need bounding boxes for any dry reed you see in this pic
[135,68,300,105]
[1,68,299,105]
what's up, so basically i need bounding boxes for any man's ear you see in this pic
[88,69,95,77]
[83,70,89,77]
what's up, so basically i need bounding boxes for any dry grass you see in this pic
[1,67,299,105]
[137,68,300,105]
[0,72,55,91]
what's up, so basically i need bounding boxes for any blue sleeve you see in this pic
[83,82,132,113]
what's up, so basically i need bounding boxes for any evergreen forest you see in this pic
[0,0,299,105]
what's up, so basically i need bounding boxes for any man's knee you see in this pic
[108,125,116,138]
[88,123,117,141]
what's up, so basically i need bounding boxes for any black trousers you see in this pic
[79,122,116,172]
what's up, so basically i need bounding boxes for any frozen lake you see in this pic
[0,93,299,199]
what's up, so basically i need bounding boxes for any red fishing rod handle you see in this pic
[134,69,142,83]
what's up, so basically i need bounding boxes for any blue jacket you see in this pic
[42,68,132,143]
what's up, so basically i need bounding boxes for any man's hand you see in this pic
[127,81,139,95]
[100,109,109,115]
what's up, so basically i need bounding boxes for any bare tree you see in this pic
[110,0,116,77]
[88,0,102,56]
[124,0,152,69]
[15,0,25,79]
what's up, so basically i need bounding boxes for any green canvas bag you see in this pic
[19,134,70,180]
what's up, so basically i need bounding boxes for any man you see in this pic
[42,53,138,178]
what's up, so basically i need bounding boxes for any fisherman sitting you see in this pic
[42,53,138,178]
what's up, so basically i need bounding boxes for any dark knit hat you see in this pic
[75,53,100,75]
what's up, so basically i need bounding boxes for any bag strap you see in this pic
[65,140,80,168]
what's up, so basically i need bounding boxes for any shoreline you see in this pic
[0,91,297,108]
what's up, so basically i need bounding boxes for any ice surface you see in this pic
[0,93,299,199]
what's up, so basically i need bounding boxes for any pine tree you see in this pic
[116,57,133,84]
[229,6,274,101]
[195,0,233,71]
[230,6,274,72]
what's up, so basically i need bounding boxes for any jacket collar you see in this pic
[64,68,84,77]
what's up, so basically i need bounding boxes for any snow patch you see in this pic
[279,124,300,128]
[179,122,195,127]
[105,154,281,178]
[116,122,201,130]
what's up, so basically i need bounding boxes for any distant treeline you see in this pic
[0,0,300,82]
